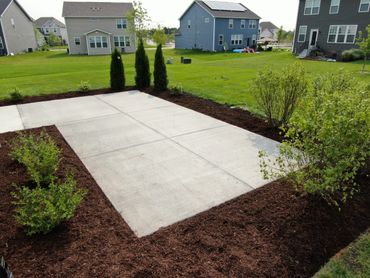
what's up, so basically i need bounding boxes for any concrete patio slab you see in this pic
[83,139,253,237]
[57,113,164,158]
[97,91,172,113]
[18,96,119,129]
[173,125,281,188]
[129,105,227,138]
[0,106,23,133]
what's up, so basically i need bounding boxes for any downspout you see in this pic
[212,17,215,51]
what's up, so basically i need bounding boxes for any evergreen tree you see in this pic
[110,48,125,91]
[154,44,168,91]
[135,38,151,88]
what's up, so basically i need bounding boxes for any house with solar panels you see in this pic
[175,0,261,52]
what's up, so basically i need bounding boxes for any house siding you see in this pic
[214,18,259,51]
[175,2,214,51]
[1,1,37,54]
[0,21,7,55]
[40,21,69,44]
[294,0,370,57]
[65,17,135,55]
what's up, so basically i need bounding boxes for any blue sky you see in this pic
[18,0,299,30]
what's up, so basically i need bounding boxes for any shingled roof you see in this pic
[35,17,66,28]
[181,0,260,20]
[62,1,133,18]
[260,21,279,31]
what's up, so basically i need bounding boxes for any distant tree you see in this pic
[47,33,62,47]
[135,38,151,88]
[110,48,125,91]
[154,44,168,91]
[152,26,167,46]
[356,24,370,73]
[127,1,151,40]
[277,26,285,43]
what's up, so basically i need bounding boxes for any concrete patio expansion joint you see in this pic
[96,96,255,190]
[16,105,26,130]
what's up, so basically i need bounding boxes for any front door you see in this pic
[309,29,319,48]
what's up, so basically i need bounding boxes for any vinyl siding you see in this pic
[65,17,135,55]
[294,0,370,57]
[1,1,37,54]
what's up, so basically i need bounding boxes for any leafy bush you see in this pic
[110,48,125,91]
[154,44,168,91]
[259,72,370,206]
[169,84,184,96]
[253,63,308,127]
[78,81,91,93]
[9,88,24,102]
[135,38,151,89]
[341,49,365,62]
[10,131,61,186]
[257,45,264,52]
[12,174,86,235]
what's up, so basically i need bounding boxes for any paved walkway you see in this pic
[0,91,280,237]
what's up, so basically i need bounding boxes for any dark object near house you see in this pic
[181,58,192,64]
[293,0,370,59]
[0,257,13,278]
[28,48,33,53]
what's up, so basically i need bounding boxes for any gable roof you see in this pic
[62,1,133,18]
[0,0,33,21]
[35,17,66,28]
[180,0,260,20]
[260,21,279,31]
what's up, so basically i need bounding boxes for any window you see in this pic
[89,36,108,48]
[205,17,210,23]
[231,34,243,45]
[329,0,340,14]
[187,19,191,29]
[240,20,245,29]
[114,36,125,47]
[0,37,3,49]
[252,34,257,45]
[327,25,358,44]
[125,36,131,46]
[248,20,257,29]
[116,18,127,29]
[219,34,224,45]
[359,0,370,12]
[297,26,307,42]
[74,37,81,45]
[304,0,321,15]
[229,19,234,29]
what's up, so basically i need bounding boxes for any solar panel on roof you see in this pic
[203,1,246,11]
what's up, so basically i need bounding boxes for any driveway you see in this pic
[0,91,280,237]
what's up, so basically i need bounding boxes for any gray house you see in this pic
[175,1,260,52]
[259,22,279,41]
[62,1,135,55]
[293,0,370,58]
[35,17,68,45]
[0,0,37,55]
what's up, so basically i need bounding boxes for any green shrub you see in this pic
[259,72,370,207]
[10,131,61,186]
[341,49,365,62]
[253,63,308,127]
[135,38,151,89]
[78,81,91,93]
[154,44,168,91]
[9,88,24,102]
[169,84,184,96]
[12,174,86,235]
[110,48,125,91]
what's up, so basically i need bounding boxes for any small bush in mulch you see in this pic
[8,88,24,103]
[78,81,91,93]
[10,131,60,187]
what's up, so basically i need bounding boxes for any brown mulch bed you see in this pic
[1,127,370,277]
[0,87,282,142]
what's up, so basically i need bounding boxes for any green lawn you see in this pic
[0,49,368,112]
[314,230,370,278]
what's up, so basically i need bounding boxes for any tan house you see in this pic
[0,0,37,55]
[62,1,135,55]
[259,21,279,42]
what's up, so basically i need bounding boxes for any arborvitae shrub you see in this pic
[135,38,151,89]
[154,44,168,91]
[110,48,125,91]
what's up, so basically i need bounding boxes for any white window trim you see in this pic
[329,0,340,14]
[116,18,127,29]
[297,25,307,42]
[240,20,245,29]
[187,19,191,29]
[327,25,358,44]
[74,37,81,45]
[359,0,370,12]
[229,19,234,29]
[248,20,257,29]
[218,34,224,45]
[114,36,125,47]
[231,34,243,45]
[88,36,109,49]
[304,0,321,15]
